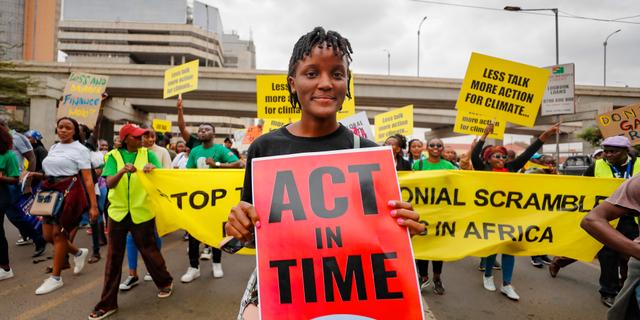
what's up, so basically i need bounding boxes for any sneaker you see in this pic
[200,247,212,260]
[493,260,502,270]
[35,277,63,295]
[433,279,445,295]
[16,237,32,246]
[157,283,173,298]
[501,285,520,301]
[212,262,224,278]
[483,276,496,291]
[73,248,89,274]
[118,276,139,291]
[143,273,152,281]
[0,268,14,280]
[420,278,431,291]
[540,255,552,265]
[531,257,544,268]
[601,296,614,308]
[180,267,200,283]
[32,244,46,258]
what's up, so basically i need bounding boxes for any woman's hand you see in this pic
[142,163,155,173]
[480,123,494,141]
[539,122,561,141]
[225,201,260,243]
[89,206,99,223]
[388,200,425,236]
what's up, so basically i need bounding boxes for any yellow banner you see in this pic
[456,53,550,127]
[152,119,172,133]
[163,60,199,99]
[138,169,622,261]
[374,104,414,143]
[453,109,506,140]
[255,74,355,120]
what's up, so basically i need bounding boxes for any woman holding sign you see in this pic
[471,122,559,301]
[225,27,426,320]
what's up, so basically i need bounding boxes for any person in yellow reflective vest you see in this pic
[551,136,640,308]
[89,124,173,320]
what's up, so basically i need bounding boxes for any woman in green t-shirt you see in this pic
[412,138,456,295]
[0,125,22,281]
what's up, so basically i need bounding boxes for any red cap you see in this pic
[119,124,148,141]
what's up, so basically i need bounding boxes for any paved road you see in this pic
[0,220,609,319]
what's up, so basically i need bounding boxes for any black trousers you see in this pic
[598,215,639,298]
[416,259,443,277]
[188,235,221,268]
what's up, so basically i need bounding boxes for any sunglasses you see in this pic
[428,143,443,148]
[491,154,508,160]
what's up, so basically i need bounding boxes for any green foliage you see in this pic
[577,126,603,147]
[0,61,36,106]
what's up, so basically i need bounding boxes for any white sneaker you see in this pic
[15,237,32,246]
[35,277,63,295]
[73,248,89,274]
[180,267,200,283]
[0,268,14,280]
[501,284,520,301]
[143,273,152,281]
[212,263,224,278]
[118,275,139,291]
[200,248,212,260]
[483,275,496,291]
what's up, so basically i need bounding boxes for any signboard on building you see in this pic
[57,72,109,129]
[541,63,575,116]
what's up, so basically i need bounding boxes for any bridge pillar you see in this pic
[26,75,64,148]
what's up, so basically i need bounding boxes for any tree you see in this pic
[577,126,603,147]
[0,61,33,106]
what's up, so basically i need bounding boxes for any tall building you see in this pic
[0,0,59,61]
[222,32,256,70]
[58,0,254,68]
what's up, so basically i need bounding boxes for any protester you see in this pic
[171,141,189,169]
[581,174,640,319]
[98,139,109,153]
[442,145,459,168]
[35,117,99,295]
[89,123,173,319]
[0,125,21,281]
[24,130,47,174]
[412,137,456,295]
[407,139,426,167]
[224,137,241,159]
[180,123,242,283]
[224,26,425,320]
[142,128,172,168]
[551,136,640,307]
[525,154,556,268]
[593,148,604,160]
[471,122,560,301]
[385,134,411,171]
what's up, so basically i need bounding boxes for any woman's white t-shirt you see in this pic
[42,141,91,176]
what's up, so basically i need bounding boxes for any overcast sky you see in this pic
[210,0,639,88]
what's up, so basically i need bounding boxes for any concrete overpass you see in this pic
[12,61,640,149]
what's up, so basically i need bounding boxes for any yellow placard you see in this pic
[453,109,506,140]
[152,119,172,133]
[374,104,414,143]
[163,60,199,99]
[255,74,355,120]
[456,52,550,127]
[138,169,622,261]
[262,118,290,133]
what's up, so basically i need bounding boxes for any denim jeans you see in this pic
[5,185,44,247]
[484,254,515,285]
[126,230,162,270]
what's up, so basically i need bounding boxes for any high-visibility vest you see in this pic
[107,148,154,224]
[594,158,640,178]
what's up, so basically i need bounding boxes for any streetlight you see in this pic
[383,49,391,75]
[504,6,560,163]
[603,29,622,86]
[417,16,427,77]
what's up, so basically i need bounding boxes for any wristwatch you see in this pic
[215,161,221,168]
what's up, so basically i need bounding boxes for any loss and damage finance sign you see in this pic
[137,169,623,262]
[58,72,109,128]
[255,74,356,120]
[252,148,423,320]
[402,170,621,261]
[597,103,640,146]
[456,52,551,127]
[163,60,199,99]
[374,105,414,143]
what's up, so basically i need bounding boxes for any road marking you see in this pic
[16,236,183,320]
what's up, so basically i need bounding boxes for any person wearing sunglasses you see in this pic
[412,137,456,295]
[471,122,560,301]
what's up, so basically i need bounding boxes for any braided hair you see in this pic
[287,27,354,110]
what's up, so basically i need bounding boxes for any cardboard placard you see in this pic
[256,74,355,120]
[374,105,414,143]
[597,103,640,145]
[152,119,172,133]
[453,109,505,140]
[57,72,109,128]
[456,52,550,127]
[163,60,199,99]
[339,111,375,140]
[252,147,423,320]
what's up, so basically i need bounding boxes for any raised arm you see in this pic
[177,96,191,143]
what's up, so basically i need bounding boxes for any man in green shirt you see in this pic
[181,123,242,284]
